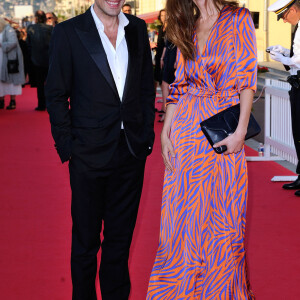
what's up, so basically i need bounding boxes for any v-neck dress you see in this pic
[147,7,257,300]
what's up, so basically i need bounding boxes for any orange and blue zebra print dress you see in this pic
[147,6,257,300]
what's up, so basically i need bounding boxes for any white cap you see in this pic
[268,0,297,20]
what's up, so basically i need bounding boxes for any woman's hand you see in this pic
[214,89,254,155]
[161,131,175,172]
[213,130,246,155]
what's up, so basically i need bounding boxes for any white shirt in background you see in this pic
[289,21,300,75]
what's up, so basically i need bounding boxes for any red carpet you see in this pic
[0,87,299,299]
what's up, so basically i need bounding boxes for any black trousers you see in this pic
[289,87,300,174]
[34,65,48,109]
[69,131,146,300]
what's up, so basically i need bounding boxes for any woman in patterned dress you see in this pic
[147,0,257,299]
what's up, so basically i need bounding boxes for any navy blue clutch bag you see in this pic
[200,104,261,154]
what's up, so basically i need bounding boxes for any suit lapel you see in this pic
[122,22,138,102]
[75,10,119,100]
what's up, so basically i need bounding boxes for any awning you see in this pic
[137,11,159,24]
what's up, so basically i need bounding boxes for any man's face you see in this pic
[122,5,132,14]
[94,0,125,18]
[282,6,299,25]
[46,13,54,25]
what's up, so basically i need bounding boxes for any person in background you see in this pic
[16,29,30,84]
[147,0,257,298]
[27,10,52,111]
[0,18,25,110]
[22,16,31,28]
[153,9,166,108]
[268,0,300,197]
[46,12,58,27]
[158,40,177,122]
[122,3,132,14]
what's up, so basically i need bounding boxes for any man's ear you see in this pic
[291,6,298,14]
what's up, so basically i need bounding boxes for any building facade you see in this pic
[136,0,166,14]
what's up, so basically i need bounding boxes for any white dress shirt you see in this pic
[288,21,300,75]
[91,5,129,99]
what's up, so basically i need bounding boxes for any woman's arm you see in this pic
[213,8,257,155]
[161,104,177,172]
[213,89,254,154]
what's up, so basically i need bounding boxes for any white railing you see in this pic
[247,78,298,168]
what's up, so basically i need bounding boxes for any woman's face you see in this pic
[160,11,166,24]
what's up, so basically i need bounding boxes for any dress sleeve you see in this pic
[234,8,257,93]
[166,49,189,106]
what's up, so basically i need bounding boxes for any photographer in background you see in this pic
[268,0,300,197]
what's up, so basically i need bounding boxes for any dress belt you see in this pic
[187,86,239,99]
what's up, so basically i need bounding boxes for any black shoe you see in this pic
[0,99,4,109]
[282,176,300,189]
[295,190,300,196]
[35,106,46,111]
[6,100,16,110]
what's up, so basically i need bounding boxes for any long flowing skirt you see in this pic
[147,92,254,299]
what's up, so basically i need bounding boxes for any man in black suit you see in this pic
[45,0,155,299]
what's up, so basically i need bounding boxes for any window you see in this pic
[251,12,260,29]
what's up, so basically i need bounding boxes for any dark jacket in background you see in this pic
[26,23,52,67]
[27,23,52,108]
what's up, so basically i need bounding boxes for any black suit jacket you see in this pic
[45,10,155,169]
[27,23,53,67]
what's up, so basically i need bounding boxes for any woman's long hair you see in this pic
[158,9,166,25]
[166,0,239,61]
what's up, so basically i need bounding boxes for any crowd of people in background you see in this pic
[0,10,56,111]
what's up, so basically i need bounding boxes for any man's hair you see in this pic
[47,12,57,18]
[35,10,46,24]
[294,0,300,9]
[122,4,131,8]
